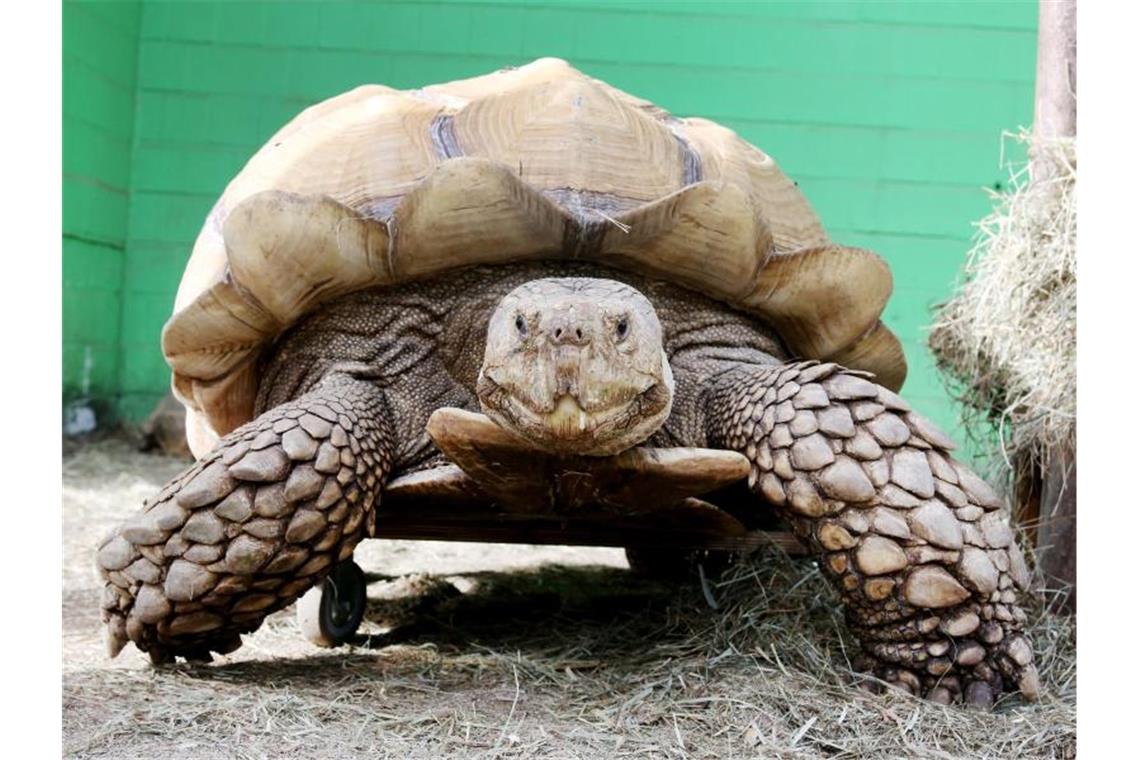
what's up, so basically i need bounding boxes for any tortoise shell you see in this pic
[164,58,905,455]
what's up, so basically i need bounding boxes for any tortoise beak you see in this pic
[475,365,673,457]
[547,394,590,435]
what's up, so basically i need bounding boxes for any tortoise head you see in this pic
[477,278,674,456]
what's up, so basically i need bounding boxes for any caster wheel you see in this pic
[297,559,367,647]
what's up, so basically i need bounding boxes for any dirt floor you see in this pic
[63,436,1076,759]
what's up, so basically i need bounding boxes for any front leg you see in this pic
[704,361,1039,707]
[96,374,394,663]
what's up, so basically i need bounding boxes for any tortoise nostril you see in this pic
[548,317,590,345]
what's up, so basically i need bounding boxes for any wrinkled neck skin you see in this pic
[257,262,787,468]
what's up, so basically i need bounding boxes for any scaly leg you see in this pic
[96,374,393,663]
[704,361,1039,707]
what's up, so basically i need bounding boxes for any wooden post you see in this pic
[1029,0,1076,611]
[1032,0,1076,150]
[1037,442,1076,610]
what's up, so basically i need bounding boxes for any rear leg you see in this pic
[96,374,394,663]
[704,361,1038,707]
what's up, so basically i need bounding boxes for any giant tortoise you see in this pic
[96,58,1038,707]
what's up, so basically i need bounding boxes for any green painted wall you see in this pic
[62,0,141,412]
[67,0,1039,453]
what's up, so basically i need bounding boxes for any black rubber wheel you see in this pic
[297,559,367,647]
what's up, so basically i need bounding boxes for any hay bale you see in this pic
[929,132,1076,487]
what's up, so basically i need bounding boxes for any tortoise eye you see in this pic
[514,314,527,336]
[615,318,629,340]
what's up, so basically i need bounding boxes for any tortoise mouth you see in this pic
[475,374,671,456]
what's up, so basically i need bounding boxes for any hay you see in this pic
[929,131,1076,481]
[64,438,1076,759]
[63,549,1077,759]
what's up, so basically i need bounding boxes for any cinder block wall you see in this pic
[62,0,141,413]
[65,0,1038,454]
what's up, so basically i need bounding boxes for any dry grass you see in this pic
[63,437,1075,759]
[929,132,1076,484]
